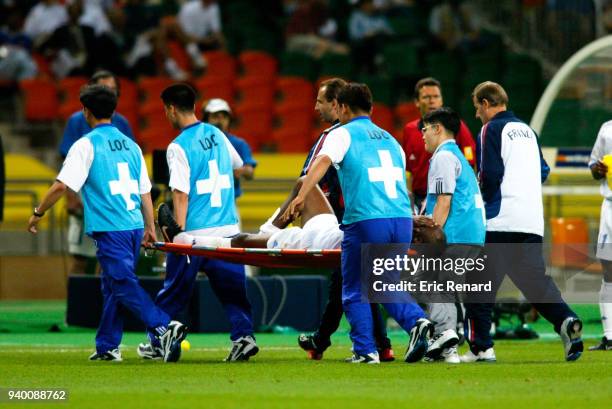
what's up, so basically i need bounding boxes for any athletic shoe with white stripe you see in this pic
[89,348,122,362]
[225,335,259,362]
[136,343,163,360]
[588,336,612,351]
[441,346,460,363]
[560,317,583,361]
[158,320,188,363]
[404,318,434,363]
[424,329,460,361]
[459,347,496,363]
[347,352,380,364]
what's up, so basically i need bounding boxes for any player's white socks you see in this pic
[173,233,231,248]
[259,208,282,235]
[600,280,612,339]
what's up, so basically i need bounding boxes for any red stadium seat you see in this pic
[394,102,420,126]
[116,78,139,134]
[139,114,177,152]
[371,103,394,132]
[138,76,173,117]
[233,103,274,149]
[194,75,235,105]
[31,53,51,78]
[276,76,314,105]
[239,50,278,77]
[20,78,58,121]
[274,100,315,131]
[204,50,237,79]
[168,40,191,72]
[58,77,88,120]
[235,75,275,107]
[272,126,314,153]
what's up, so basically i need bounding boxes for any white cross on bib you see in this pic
[109,162,139,210]
[196,159,231,208]
[367,150,403,198]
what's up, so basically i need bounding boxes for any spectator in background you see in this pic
[429,0,483,52]
[202,98,256,200]
[402,77,475,212]
[159,0,225,79]
[0,43,38,81]
[58,70,135,275]
[38,0,97,78]
[0,5,37,81]
[603,0,612,34]
[23,0,68,49]
[285,0,349,59]
[348,0,393,73]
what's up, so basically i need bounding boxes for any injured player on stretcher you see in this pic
[156,177,445,251]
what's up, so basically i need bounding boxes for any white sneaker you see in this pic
[441,346,460,364]
[347,352,380,364]
[89,348,122,362]
[560,317,583,361]
[460,347,496,362]
[425,329,460,361]
[225,335,259,362]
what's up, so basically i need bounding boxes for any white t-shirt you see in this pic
[24,3,69,40]
[427,140,462,196]
[178,0,222,40]
[56,137,151,194]
[589,120,612,200]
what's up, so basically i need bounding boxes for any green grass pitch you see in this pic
[1,302,611,408]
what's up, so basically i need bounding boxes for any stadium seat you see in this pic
[235,75,276,107]
[280,51,318,81]
[383,43,420,79]
[116,78,139,133]
[239,50,278,77]
[19,78,58,121]
[58,77,88,120]
[139,114,177,152]
[276,76,314,105]
[204,50,237,79]
[319,53,353,79]
[358,74,393,105]
[233,103,274,149]
[194,75,235,105]
[274,101,315,131]
[168,40,191,72]
[138,76,173,117]
[394,102,420,126]
[371,103,394,132]
[272,126,314,153]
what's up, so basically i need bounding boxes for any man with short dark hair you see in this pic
[462,81,583,362]
[285,83,432,364]
[138,83,258,362]
[419,107,486,364]
[402,77,475,211]
[59,70,135,276]
[296,78,395,361]
[28,84,187,363]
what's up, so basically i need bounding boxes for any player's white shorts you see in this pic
[67,215,97,257]
[266,214,343,250]
[597,199,612,261]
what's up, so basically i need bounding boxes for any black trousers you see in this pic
[464,231,577,352]
[314,267,391,350]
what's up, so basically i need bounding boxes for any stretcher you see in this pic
[151,242,341,269]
